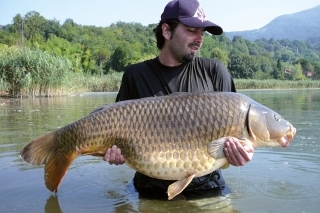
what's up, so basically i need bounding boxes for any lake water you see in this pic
[0,89,319,213]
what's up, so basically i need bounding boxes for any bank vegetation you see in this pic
[1,11,320,97]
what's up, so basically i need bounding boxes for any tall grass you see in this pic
[63,71,123,94]
[0,47,75,97]
[83,71,123,92]
[0,46,123,97]
[234,79,320,90]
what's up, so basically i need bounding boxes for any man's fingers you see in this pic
[109,145,117,163]
[103,147,111,162]
[104,145,118,164]
[224,141,241,166]
[119,155,125,163]
[104,145,125,165]
[233,140,250,162]
[224,138,254,166]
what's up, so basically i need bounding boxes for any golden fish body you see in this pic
[21,92,296,199]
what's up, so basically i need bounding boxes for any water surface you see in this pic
[0,90,319,213]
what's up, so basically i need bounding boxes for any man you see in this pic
[104,0,254,198]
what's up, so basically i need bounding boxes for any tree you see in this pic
[231,36,249,55]
[0,29,19,46]
[60,19,80,42]
[42,19,62,40]
[292,63,305,81]
[81,47,96,73]
[272,59,284,80]
[39,35,83,72]
[23,11,46,41]
[312,62,320,79]
[109,43,132,72]
[280,49,294,62]
[228,54,258,79]
[10,14,25,45]
[211,47,228,66]
[96,49,111,75]
[258,56,273,76]
[254,70,265,80]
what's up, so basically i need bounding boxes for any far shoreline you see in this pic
[1,87,319,99]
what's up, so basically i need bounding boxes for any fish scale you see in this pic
[20,91,296,200]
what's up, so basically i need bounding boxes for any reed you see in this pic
[0,47,74,97]
[0,46,124,97]
[81,71,123,92]
[234,79,320,90]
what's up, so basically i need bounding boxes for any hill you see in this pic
[225,5,320,41]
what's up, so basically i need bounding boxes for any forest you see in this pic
[1,11,320,96]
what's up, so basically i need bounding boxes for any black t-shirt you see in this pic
[116,57,236,101]
[116,57,236,193]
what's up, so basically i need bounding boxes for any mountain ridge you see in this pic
[225,5,320,41]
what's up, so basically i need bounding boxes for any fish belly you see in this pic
[124,147,227,180]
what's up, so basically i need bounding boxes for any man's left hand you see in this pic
[224,137,254,166]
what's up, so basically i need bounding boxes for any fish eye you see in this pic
[274,114,282,121]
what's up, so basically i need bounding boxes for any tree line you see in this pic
[1,11,320,81]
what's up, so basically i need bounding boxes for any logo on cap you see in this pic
[194,5,207,22]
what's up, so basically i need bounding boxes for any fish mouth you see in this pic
[278,126,296,147]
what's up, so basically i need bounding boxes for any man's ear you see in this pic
[162,23,172,40]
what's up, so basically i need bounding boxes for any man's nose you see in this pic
[194,31,203,44]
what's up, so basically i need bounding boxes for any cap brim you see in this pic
[179,17,223,35]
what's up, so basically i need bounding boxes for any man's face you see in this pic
[168,23,204,63]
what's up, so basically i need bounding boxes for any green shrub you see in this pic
[0,47,79,96]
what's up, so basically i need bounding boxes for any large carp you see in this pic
[21,92,296,200]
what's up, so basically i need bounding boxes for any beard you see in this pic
[182,42,201,62]
[182,53,196,62]
[168,36,202,63]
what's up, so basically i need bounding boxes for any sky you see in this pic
[1,0,320,32]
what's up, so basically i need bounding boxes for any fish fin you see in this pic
[20,131,78,192]
[82,151,105,157]
[221,162,230,169]
[20,132,57,165]
[207,137,228,159]
[167,174,195,200]
[44,152,77,192]
[89,106,105,114]
[238,138,252,147]
[208,138,251,170]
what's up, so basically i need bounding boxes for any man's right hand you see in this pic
[103,145,125,165]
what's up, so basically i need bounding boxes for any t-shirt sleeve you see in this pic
[115,71,133,102]
[116,59,171,101]
[116,67,146,102]
[210,59,237,92]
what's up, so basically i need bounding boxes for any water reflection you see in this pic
[45,196,63,213]
[1,90,320,213]
[43,184,238,213]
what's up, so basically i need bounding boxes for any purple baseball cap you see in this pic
[160,0,223,35]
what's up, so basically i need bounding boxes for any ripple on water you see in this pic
[137,195,237,213]
[51,158,239,213]
[223,148,320,213]
[0,167,50,213]
[47,158,138,213]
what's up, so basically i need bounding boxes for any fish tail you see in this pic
[20,132,77,192]
[44,149,77,192]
